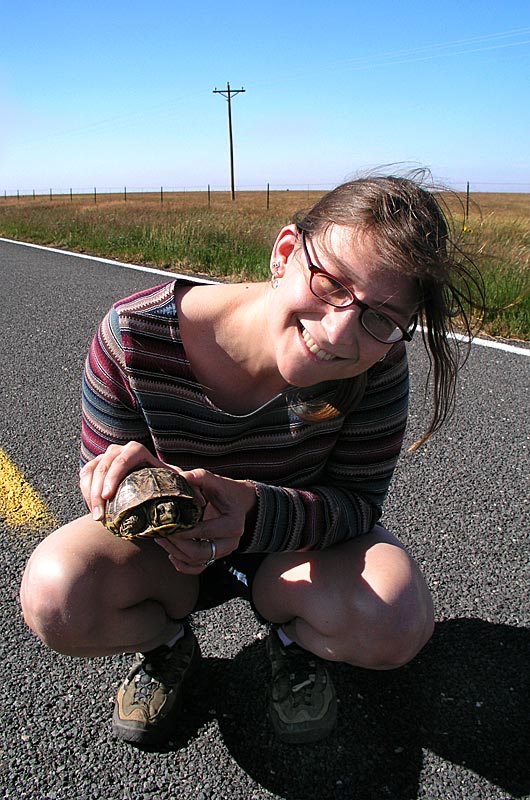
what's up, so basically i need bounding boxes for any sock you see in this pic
[276,626,294,648]
[165,623,185,649]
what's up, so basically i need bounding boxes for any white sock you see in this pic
[276,626,294,647]
[165,624,185,649]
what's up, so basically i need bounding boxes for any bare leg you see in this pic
[252,525,434,670]
[20,514,199,657]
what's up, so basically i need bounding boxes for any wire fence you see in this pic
[2,180,530,207]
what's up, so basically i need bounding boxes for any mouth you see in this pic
[300,325,337,362]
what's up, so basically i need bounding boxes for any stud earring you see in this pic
[271,260,281,289]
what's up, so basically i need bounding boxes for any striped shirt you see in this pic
[81,280,409,553]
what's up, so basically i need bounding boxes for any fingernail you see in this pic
[92,506,103,521]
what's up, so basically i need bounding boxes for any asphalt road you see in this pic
[1,238,529,800]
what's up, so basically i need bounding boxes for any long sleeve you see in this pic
[80,307,154,466]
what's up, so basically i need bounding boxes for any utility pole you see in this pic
[213,82,245,200]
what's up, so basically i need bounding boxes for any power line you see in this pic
[213,82,245,201]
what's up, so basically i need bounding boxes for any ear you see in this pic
[270,225,297,278]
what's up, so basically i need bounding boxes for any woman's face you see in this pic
[267,224,419,388]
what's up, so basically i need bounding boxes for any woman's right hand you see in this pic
[78,442,164,521]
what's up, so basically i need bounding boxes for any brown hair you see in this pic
[291,169,485,445]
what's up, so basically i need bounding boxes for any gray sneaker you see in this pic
[112,624,201,746]
[266,629,337,744]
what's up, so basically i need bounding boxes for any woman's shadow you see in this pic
[178,617,529,800]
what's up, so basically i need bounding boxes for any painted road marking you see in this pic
[0,448,57,530]
[2,237,529,357]
[0,237,214,282]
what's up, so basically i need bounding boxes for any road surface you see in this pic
[1,238,528,800]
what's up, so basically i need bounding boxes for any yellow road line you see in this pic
[0,448,57,530]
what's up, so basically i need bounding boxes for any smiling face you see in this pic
[266,224,419,388]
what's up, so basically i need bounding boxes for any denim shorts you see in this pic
[194,552,268,617]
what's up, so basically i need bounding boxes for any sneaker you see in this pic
[112,624,201,746]
[266,629,337,744]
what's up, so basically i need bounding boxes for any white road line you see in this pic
[0,236,214,282]
[451,332,530,357]
[2,237,529,356]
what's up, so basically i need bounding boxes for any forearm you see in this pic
[237,481,381,553]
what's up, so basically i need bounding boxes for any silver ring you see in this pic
[204,539,216,567]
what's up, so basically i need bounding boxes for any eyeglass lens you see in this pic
[310,273,403,343]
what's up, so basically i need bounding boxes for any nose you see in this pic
[321,305,361,350]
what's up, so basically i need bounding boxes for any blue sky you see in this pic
[1,0,529,194]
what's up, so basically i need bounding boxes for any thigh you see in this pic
[21,514,199,621]
[252,525,432,632]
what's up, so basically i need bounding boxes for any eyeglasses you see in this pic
[300,231,416,344]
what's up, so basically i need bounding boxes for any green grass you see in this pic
[1,190,528,340]
[454,195,530,340]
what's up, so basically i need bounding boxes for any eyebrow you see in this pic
[312,242,414,319]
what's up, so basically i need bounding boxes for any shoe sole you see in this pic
[269,700,337,745]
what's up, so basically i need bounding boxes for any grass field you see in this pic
[1,189,528,340]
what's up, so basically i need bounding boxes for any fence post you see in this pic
[208,184,211,208]
[266,182,270,210]
[124,186,127,202]
[466,181,470,221]
[160,186,163,204]
[94,187,97,204]
[50,188,53,201]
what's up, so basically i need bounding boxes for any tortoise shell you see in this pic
[104,467,203,539]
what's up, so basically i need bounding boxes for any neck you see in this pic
[177,282,289,413]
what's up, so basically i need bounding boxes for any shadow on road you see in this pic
[165,618,530,800]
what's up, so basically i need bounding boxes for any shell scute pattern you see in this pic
[104,467,203,539]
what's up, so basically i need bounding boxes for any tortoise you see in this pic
[104,467,203,539]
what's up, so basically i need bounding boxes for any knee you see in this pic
[361,601,435,669]
[20,545,104,655]
[339,589,435,670]
[315,574,435,669]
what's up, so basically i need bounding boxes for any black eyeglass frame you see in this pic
[300,230,417,345]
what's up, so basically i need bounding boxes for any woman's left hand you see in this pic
[154,469,257,575]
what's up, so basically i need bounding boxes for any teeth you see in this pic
[301,327,336,361]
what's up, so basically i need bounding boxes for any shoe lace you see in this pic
[280,645,320,707]
[130,644,184,702]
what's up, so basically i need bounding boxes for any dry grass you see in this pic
[1,189,528,339]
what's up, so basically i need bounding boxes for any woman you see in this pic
[20,173,483,747]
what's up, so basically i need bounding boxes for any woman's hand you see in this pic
[154,469,257,575]
[79,442,169,521]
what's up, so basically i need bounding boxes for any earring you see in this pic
[271,260,281,289]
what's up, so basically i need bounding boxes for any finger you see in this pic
[156,536,225,572]
[183,469,231,510]
[166,556,208,575]
[158,535,217,564]
[155,539,210,574]
[100,442,159,498]
[78,460,97,509]
[78,455,111,519]
[179,469,209,509]
[80,443,158,522]
[190,518,244,546]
